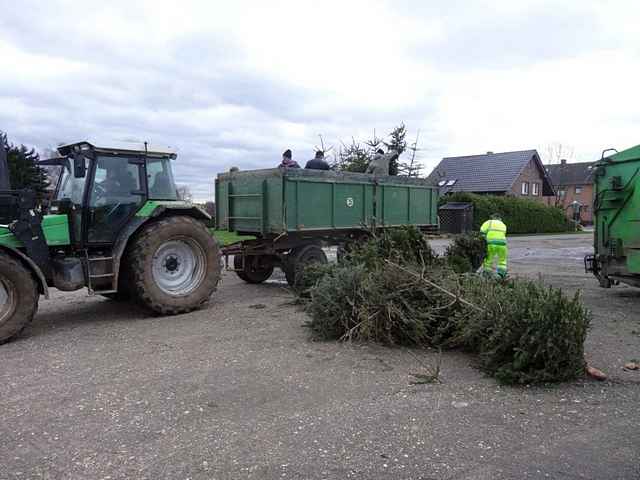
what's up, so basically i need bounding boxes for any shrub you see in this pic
[341,226,437,269]
[301,228,591,385]
[445,232,486,272]
[440,192,572,234]
[456,277,591,384]
[307,261,463,346]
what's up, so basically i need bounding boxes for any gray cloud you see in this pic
[1,0,635,200]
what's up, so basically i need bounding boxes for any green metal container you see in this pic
[215,168,438,236]
[589,144,640,287]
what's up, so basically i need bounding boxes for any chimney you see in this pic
[560,159,567,165]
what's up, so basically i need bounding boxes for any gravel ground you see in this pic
[1,233,639,480]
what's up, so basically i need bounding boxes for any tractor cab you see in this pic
[50,141,179,245]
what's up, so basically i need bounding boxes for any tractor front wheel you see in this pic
[0,254,38,344]
[129,216,221,315]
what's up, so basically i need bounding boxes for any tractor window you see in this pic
[89,157,141,207]
[56,164,86,205]
[87,156,144,244]
[147,158,178,200]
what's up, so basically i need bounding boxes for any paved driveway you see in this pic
[1,233,639,479]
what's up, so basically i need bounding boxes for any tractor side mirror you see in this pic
[73,153,86,178]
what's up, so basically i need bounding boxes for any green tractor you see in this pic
[0,140,221,344]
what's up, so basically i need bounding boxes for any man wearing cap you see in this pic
[480,213,508,278]
[279,149,300,168]
[305,150,330,170]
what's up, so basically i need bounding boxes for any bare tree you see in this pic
[541,143,575,207]
[542,142,575,165]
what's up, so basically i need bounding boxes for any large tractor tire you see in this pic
[284,245,328,287]
[234,254,274,284]
[128,216,221,315]
[0,254,39,344]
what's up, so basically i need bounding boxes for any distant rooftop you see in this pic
[545,161,594,186]
[427,149,554,195]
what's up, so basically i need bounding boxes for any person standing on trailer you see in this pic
[366,148,398,175]
[480,213,508,278]
[305,150,330,170]
[279,149,300,168]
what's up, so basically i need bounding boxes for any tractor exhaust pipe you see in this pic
[0,135,10,190]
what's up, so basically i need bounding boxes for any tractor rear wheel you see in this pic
[129,216,221,315]
[234,254,275,284]
[0,254,38,344]
[284,245,328,287]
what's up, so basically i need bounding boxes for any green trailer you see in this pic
[216,168,438,285]
[586,144,640,288]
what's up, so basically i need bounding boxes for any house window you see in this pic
[575,186,583,194]
[559,189,566,197]
[532,183,540,196]
[521,182,529,195]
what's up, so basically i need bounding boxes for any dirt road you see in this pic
[1,233,639,479]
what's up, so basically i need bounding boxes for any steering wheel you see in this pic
[93,183,106,203]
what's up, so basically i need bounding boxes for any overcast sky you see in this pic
[1,0,639,201]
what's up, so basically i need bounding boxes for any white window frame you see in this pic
[532,182,540,196]
[521,181,529,195]
[575,185,583,194]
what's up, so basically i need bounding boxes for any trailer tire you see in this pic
[0,254,39,344]
[284,245,328,287]
[234,255,274,284]
[129,216,221,315]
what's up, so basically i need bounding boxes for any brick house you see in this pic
[427,149,555,199]
[544,159,594,224]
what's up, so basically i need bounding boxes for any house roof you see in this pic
[545,161,594,186]
[426,149,555,195]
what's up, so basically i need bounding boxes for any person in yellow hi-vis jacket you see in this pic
[480,213,508,278]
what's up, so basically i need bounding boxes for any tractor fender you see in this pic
[0,245,49,299]
[111,203,212,290]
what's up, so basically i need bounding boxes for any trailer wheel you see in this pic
[284,245,328,287]
[129,216,222,315]
[234,255,274,284]
[0,254,38,344]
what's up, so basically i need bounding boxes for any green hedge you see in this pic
[441,192,571,234]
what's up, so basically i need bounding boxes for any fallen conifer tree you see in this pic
[300,227,590,385]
